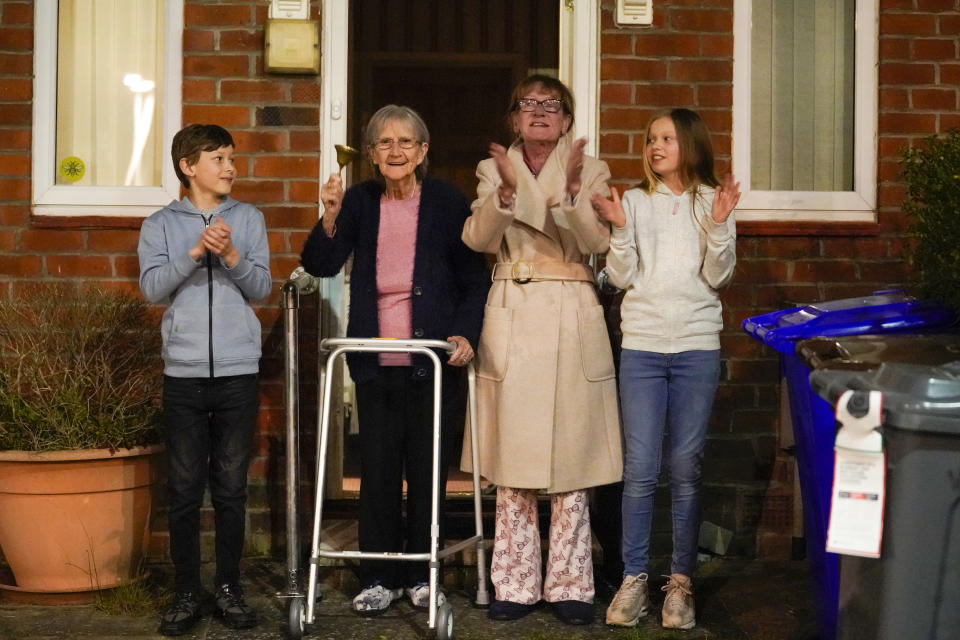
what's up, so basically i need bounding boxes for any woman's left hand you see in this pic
[565,136,588,200]
[711,173,742,224]
[446,335,474,367]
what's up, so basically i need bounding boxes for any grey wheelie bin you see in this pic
[810,361,960,640]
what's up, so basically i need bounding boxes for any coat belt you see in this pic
[491,261,595,284]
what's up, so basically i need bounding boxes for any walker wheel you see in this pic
[287,596,305,639]
[435,601,453,640]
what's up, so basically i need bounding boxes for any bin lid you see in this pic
[741,291,956,355]
[796,333,960,370]
[810,361,960,435]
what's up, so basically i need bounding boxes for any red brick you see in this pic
[943,64,960,86]
[20,229,84,251]
[0,78,32,101]
[184,5,253,27]
[47,255,112,277]
[0,177,28,200]
[878,184,908,208]
[912,39,957,60]
[0,254,42,277]
[735,259,790,284]
[182,79,217,103]
[0,203,29,225]
[941,15,960,35]
[699,110,731,133]
[87,229,141,252]
[253,156,319,179]
[880,87,909,109]
[879,0,913,8]
[232,131,287,153]
[821,237,890,260]
[879,112,938,135]
[0,104,31,126]
[753,237,820,259]
[1,2,34,25]
[669,8,731,33]
[917,0,956,9]
[182,105,250,128]
[880,62,937,85]
[859,260,910,283]
[0,229,14,250]
[266,231,286,254]
[261,206,322,229]
[668,59,732,82]
[113,256,142,278]
[220,80,286,102]
[601,107,655,130]
[290,81,322,104]
[599,133,630,155]
[881,14,938,36]
[270,256,301,279]
[602,33,633,56]
[182,29,215,51]
[600,82,631,106]
[635,84,695,106]
[183,55,250,78]
[633,33,701,57]
[701,34,733,58]
[878,159,903,182]
[880,37,911,59]
[912,88,957,110]
[601,58,667,82]
[288,231,310,252]
[941,112,960,130]
[879,136,910,159]
[220,30,263,51]
[288,180,318,203]
[0,53,31,75]
[289,130,320,152]
[605,157,645,181]
[0,153,28,175]
[232,180,285,204]
[698,84,732,107]
[0,26,32,50]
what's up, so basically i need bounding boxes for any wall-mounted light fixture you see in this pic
[616,0,653,26]
[265,0,319,74]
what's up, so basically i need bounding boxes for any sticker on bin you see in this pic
[826,390,886,558]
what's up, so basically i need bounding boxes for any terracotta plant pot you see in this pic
[0,445,163,594]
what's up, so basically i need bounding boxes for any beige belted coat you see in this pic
[460,136,623,494]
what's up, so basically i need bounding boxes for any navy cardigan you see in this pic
[300,178,490,383]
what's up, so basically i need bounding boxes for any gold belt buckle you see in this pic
[511,260,534,284]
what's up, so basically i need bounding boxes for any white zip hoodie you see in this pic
[604,182,736,353]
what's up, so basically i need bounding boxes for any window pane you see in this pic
[750,0,855,192]
[56,0,164,187]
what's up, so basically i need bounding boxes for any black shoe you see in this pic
[159,591,202,636]
[552,599,595,625]
[488,599,537,620]
[214,582,258,629]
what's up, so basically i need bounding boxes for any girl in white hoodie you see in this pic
[591,108,740,630]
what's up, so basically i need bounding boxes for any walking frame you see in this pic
[281,279,490,639]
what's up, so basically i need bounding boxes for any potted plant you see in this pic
[0,283,164,598]
[900,128,960,315]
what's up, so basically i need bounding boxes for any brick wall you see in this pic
[1,0,957,564]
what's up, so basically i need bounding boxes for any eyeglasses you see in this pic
[374,137,420,150]
[516,98,564,113]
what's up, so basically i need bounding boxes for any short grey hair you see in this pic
[362,104,430,183]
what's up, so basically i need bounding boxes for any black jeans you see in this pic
[354,367,461,589]
[163,373,259,593]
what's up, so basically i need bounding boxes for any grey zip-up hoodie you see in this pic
[138,197,272,378]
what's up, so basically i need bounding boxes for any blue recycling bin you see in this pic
[810,362,960,640]
[741,291,956,640]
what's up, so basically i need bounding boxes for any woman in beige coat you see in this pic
[461,75,622,626]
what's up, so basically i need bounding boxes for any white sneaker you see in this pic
[352,583,403,615]
[405,582,446,610]
[661,573,696,629]
[605,573,650,627]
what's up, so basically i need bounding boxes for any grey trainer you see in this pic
[605,572,651,627]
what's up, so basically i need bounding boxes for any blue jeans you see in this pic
[619,349,720,578]
[163,374,259,593]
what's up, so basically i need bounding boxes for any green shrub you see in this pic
[900,129,960,314]
[0,284,163,451]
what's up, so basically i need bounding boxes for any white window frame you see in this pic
[32,0,183,217]
[732,0,878,223]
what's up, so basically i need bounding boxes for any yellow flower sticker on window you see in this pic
[58,156,86,182]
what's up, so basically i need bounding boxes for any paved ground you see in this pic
[0,557,817,640]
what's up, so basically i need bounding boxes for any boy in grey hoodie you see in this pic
[138,124,271,636]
